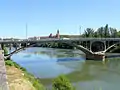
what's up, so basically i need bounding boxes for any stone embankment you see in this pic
[0,50,9,90]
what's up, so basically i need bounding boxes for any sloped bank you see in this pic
[5,59,45,90]
[5,60,76,90]
[4,46,76,90]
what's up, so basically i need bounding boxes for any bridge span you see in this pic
[2,38,120,60]
[1,38,120,44]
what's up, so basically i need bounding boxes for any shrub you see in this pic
[5,60,14,66]
[13,62,21,68]
[3,47,8,55]
[52,75,75,90]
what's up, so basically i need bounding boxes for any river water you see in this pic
[10,47,120,90]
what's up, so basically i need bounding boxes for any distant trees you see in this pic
[82,24,119,38]
[82,28,94,37]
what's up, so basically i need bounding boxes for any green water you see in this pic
[10,47,120,90]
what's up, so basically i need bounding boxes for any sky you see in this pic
[0,0,120,38]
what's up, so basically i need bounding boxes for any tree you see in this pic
[104,24,110,38]
[52,75,75,90]
[93,32,98,37]
[81,24,120,38]
[96,27,104,38]
[109,28,117,38]
[83,28,94,38]
[117,31,120,37]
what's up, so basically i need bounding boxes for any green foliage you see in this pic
[13,62,21,68]
[52,75,75,90]
[83,28,94,37]
[5,60,22,69]
[24,72,45,90]
[3,46,8,55]
[82,24,119,38]
[40,42,74,49]
[33,79,45,90]
[5,60,14,66]
[5,61,76,90]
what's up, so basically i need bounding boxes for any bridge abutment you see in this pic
[1,43,4,50]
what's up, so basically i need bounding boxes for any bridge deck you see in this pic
[1,38,120,44]
[0,51,9,90]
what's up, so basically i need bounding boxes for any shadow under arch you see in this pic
[4,41,94,59]
[91,41,105,52]
[104,42,120,53]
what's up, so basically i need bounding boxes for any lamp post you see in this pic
[26,23,28,40]
[25,23,28,47]
[79,26,81,38]
[79,26,82,45]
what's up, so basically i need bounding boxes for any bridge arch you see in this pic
[4,41,94,59]
[91,41,105,52]
[4,43,37,59]
[104,42,120,53]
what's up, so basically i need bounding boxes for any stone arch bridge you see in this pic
[1,38,120,60]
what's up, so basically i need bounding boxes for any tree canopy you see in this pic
[82,24,119,38]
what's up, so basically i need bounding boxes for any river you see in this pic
[9,47,120,90]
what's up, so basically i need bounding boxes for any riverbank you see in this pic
[5,60,75,90]
[5,59,45,90]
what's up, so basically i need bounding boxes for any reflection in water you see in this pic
[10,47,120,90]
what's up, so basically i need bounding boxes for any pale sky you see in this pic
[0,0,120,38]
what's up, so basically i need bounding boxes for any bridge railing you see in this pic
[0,38,120,44]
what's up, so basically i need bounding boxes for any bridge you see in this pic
[1,38,120,60]
[0,37,119,89]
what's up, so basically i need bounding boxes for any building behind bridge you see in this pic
[28,30,60,40]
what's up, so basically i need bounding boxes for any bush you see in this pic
[5,60,14,66]
[13,62,21,68]
[5,60,21,68]
[52,75,75,90]
[24,72,45,90]
[3,47,8,55]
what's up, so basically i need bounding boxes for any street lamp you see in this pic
[25,23,28,47]
[79,26,81,38]
[26,23,28,39]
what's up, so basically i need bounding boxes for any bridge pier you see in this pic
[9,44,12,51]
[90,41,92,51]
[86,53,105,61]
[1,43,4,50]
[104,41,107,50]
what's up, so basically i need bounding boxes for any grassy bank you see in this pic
[4,46,76,90]
[5,60,75,90]
[5,59,45,90]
